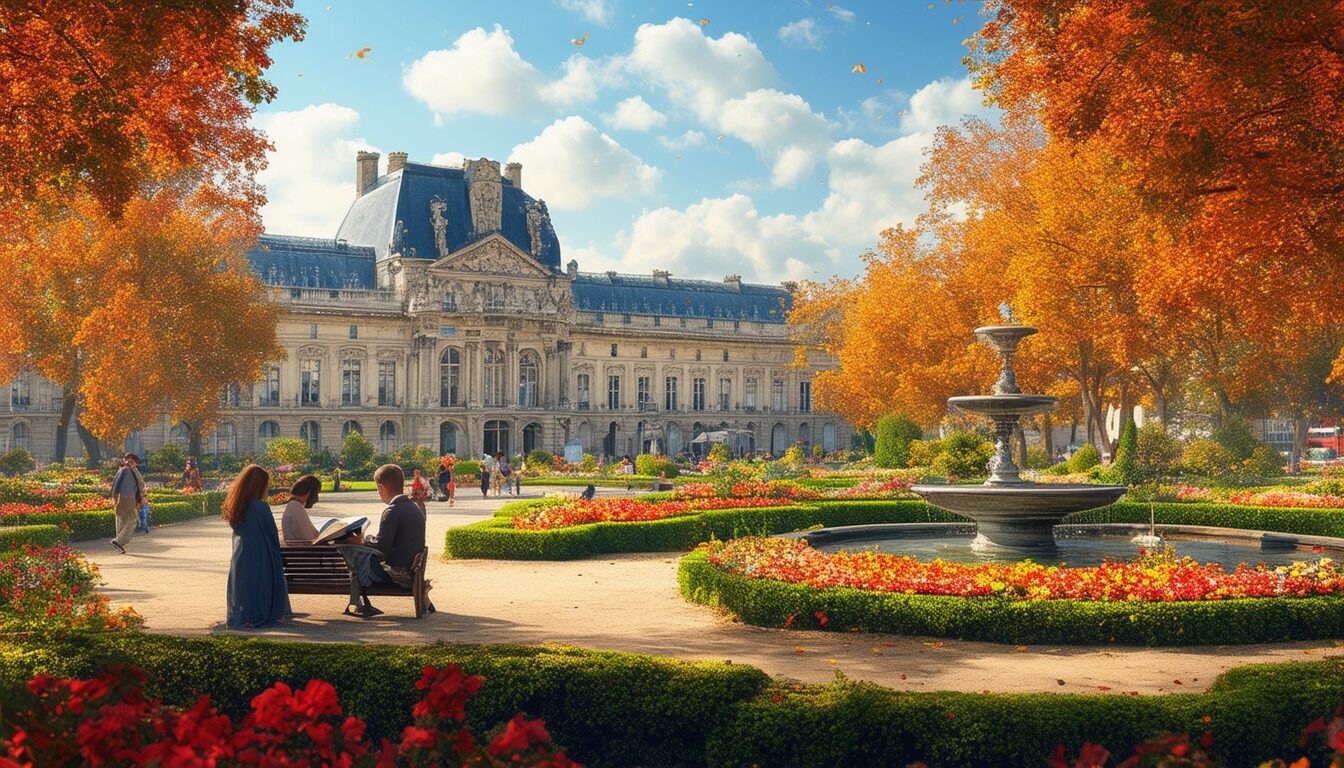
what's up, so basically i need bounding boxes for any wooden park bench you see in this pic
[279,545,430,618]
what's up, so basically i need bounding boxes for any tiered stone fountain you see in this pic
[911,326,1127,548]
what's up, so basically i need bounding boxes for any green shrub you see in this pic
[1068,442,1101,473]
[811,443,824,459]
[579,453,598,472]
[0,479,58,506]
[679,550,1344,646]
[1067,500,1344,540]
[1102,418,1141,486]
[2,492,225,541]
[928,431,993,478]
[526,449,554,471]
[340,430,375,475]
[1025,445,1052,471]
[453,460,481,478]
[1213,414,1259,461]
[873,415,922,469]
[1042,461,1072,476]
[906,438,941,468]
[0,524,65,548]
[446,500,962,560]
[0,449,34,477]
[147,443,186,474]
[1244,445,1286,479]
[635,454,680,478]
[1182,439,1237,477]
[1136,423,1183,479]
[707,443,731,463]
[265,438,310,468]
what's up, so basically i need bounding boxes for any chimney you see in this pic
[652,269,670,286]
[387,151,408,174]
[355,151,380,197]
[504,162,523,189]
[723,274,742,292]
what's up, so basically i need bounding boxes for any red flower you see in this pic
[399,725,437,750]
[487,714,552,756]
[815,611,828,626]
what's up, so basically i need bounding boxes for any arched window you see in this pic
[822,422,837,452]
[378,421,397,453]
[518,351,539,407]
[603,422,618,459]
[483,346,505,406]
[341,420,363,439]
[439,348,461,407]
[169,423,190,447]
[258,421,280,449]
[8,422,30,451]
[799,422,811,447]
[771,423,787,455]
[483,420,510,457]
[300,420,321,452]
[576,421,592,453]
[439,422,458,456]
[213,423,237,455]
[576,373,591,409]
[667,423,682,456]
[522,422,542,453]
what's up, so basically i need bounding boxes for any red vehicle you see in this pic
[1306,420,1344,457]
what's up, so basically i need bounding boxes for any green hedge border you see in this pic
[0,492,225,542]
[1068,500,1344,538]
[0,632,1342,767]
[446,500,961,560]
[0,525,65,549]
[678,549,1344,646]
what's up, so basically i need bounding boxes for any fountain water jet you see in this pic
[911,325,1127,548]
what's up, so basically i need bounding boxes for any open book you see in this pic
[311,516,369,545]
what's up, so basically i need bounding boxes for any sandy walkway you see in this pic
[87,488,1344,695]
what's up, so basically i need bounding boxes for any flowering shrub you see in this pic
[1226,489,1344,509]
[0,664,580,767]
[0,496,111,519]
[513,496,797,530]
[674,480,818,501]
[1173,485,1217,502]
[702,537,1344,602]
[825,477,916,498]
[0,545,143,631]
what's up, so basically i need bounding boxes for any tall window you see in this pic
[300,420,321,452]
[439,422,458,455]
[258,421,279,449]
[484,285,505,311]
[214,423,237,455]
[664,376,679,411]
[439,348,461,406]
[718,377,731,410]
[9,378,30,410]
[692,378,706,411]
[771,380,785,411]
[9,423,30,451]
[576,373,591,409]
[340,360,361,406]
[300,359,321,406]
[378,421,397,452]
[169,423,190,446]
[348,324,358,339]
[799,381,812,413]
[259,366,280,407]
[637,376,652,410]
[744,378,758,410]
[341,420,362,439]
[483,346,505,406]
[484,420,510,456]
[518,351,539,407]
[378,361,396,406]
[220,384,240,408]
[607,374,621,410]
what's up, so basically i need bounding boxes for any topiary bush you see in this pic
[928,431,994,478]
[340,430,375,476]
[0,524,65,548]
[1102,418,1141,486]
[1136,422,1183,480]
[635,454,679,478]
[1244,445,1286,479]
[1213,415,1259,462]
[0,449,34,477]
[1182,439,1238,477]
[264,438,310,468]
[526,449,554,472]
[1068,442,1101,473]
[873,415,922,469]
[146,443,185,474]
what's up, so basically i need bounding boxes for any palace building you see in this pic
[3,153,846,463]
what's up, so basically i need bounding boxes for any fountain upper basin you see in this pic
[911,482,1127,548]
[948,394,1056,418]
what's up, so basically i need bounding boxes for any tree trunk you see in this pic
[1069,417,1078,447]
[75,419,103,466]
[1014,423,1029,471]
[1291,412,1309,474]
[1041,413,1055,457]
[184,422,203,464]
[54,391,75,462]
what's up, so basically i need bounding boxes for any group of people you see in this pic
[225,462,431,629]
[477,453,522,498]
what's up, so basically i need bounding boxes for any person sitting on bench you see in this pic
[343,464,432,618]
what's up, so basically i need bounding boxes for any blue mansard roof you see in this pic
[571,272,792,323]
[246,235,377,289]
[334,161,562,270]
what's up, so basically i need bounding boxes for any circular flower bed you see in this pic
[679,538,1344,645]
[513,496,798,530]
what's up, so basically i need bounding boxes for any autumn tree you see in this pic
[0,0,304,222]
[0,190,282,461]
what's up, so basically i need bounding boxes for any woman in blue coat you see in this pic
[224,464,291,629]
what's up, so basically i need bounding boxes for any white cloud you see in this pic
[826,4,856,23]
[403,26,605,121]
[621,195,827,282]
[557,0,612,25]
[429,151,466,168]
[603,95,667,131]
[717,89,831,186]
[778,18,823,50]
[508,116,660,210]
[657,130,705,150]
[901,76,987,134]
[627,17,776,123]
[254,103,376,237]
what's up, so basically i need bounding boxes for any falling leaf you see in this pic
[1056,679,1066,686]
[953,15,962,24]
[872,646,882,654]
[825,658,838,665]
[793,646,806,654]
[699,18,710,26]
[1012,645,1028,652]
[717,134,725,141]
[296,72,304,77]
[1096,685,1112,691]
[262,244,271,252]
[921,641,944,648]
[353,47,372,59]
[875,78,884,85]
[784,614,796,628]
[572,32,589,46]
[851,63,866,74]
[899,673,907,680]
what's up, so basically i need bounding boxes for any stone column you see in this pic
[557,341,571,407]
[467,342,481,408]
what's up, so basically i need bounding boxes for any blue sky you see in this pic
[255,0,988,283]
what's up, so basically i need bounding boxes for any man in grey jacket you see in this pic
[110,453,145,554]
[343,463,431,617]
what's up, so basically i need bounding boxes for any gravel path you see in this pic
[87,488,1344,695]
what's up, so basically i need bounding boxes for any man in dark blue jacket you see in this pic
[344,463,431,617]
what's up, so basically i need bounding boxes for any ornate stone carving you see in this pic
[442,237,548,276]
[391,219,408,256]
[338,346,367,360]
[376,349,401,363]
[525,199,548,258]
[429,196,450,259]
[466,158,502,234]
[297,345,324,360]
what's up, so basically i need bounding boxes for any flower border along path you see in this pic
[679,538,1344,646]
[444,497,961,560]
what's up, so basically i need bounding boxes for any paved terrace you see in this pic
[88,488,1344,695]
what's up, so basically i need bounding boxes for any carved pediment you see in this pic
[431,234,551,278]
[297,345,324,360]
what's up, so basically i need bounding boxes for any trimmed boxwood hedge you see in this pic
[0,632,1342,767]
[0,524,65,549]
[1068,500,1344,538]
[678,549,1344,646]
[524,475,660,487]
[447,500,962,560]
[0,491,225,542]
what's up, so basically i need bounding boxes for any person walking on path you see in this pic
[493,453,507,497]
[110,453,145,554]
[479,453,493,499]
[410,468,430,513]
[224,464,290,629]
[437,458,454,507]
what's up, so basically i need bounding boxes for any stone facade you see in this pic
[1,154,846,463]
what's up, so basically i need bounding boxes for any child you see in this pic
[137,499,151,534]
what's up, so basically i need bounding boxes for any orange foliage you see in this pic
[0,190,281,445]
[0,0,305,220]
